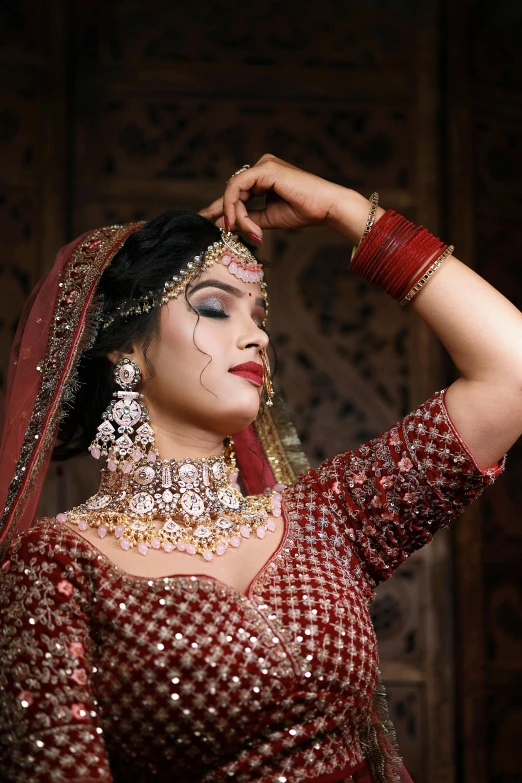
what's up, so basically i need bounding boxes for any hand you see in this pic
[199,154,358,243]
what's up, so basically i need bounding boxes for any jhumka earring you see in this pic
[89,358,157,473]
[261,351,274,407]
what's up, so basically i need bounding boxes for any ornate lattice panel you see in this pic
[93,0,416,69]
[446,3,522,779]
[264,228,412,463]
[0,2,462,780]
[0,2,68,409]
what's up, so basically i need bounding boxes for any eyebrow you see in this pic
[188,279,266,310]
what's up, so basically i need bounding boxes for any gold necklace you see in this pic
[61,453,283,561]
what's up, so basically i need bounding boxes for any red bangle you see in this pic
[351,210,450,301]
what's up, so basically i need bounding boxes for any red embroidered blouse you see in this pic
[0,391,503,783]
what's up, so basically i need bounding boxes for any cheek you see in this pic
[153,310,228,387]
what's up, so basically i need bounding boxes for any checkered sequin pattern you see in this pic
[0,391,503,782]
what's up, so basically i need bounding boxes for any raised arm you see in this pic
[330,192,522,469]
[288,389,504,595]
[201,154,522,469]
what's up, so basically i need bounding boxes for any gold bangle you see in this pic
[351,192,379,263]
[400,244,455,306]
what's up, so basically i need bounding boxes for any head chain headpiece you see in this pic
[102,229,267,330]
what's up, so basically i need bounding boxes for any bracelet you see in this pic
[399,245,454,305]
[350,209,453,302]
[350,192,379,263]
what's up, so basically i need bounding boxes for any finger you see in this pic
[238,209,276,231]
[198,196,224,220]
[253,153,303,173]
[201,188,252,224]
[233,192,287,231]
[223,163,276,229]
[233,199,264,242]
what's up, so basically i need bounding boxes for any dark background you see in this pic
[0,1,521,781]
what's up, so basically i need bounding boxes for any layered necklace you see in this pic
[62,452,283,561]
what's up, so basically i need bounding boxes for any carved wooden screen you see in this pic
[66,4,451,779]
[0,1,69,398]
[447,2,522,782]
[6,1,520,780]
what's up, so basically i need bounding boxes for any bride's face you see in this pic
[133,262,269,437]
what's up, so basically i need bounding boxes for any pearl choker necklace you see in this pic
[58,454,283,561]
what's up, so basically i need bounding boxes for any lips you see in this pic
[229,361,264,386]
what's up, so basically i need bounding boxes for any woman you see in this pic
[0,153,521,783]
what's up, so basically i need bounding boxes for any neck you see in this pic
[148,418,225,462]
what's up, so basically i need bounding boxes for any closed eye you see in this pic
[194,305,229,319]
[190,294,230,319]
[190,294,266,329]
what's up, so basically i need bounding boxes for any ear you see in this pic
[106,348,136,366]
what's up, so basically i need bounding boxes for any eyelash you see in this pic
[195,306,229,319]
[192,302,266,330]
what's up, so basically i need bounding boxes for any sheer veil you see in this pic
[0,222,307,560]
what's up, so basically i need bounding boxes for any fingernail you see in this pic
[248,232,263,245]
[224,216,230,232]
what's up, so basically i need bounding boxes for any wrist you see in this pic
[350,209,453,304]
[326,188,385,244]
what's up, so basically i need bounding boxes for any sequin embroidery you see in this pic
[0,392,504,782]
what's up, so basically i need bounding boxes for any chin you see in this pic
[219,393,261,433]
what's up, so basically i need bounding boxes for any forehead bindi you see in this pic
[187,258,268,316]
[188,275,266,308]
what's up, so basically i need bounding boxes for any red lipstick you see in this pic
[229,361,264,386]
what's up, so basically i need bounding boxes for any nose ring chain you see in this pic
[261,351,274,407]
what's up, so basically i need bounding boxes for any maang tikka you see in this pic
[89,358,156,472]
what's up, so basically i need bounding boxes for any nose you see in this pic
[237,317,269,354]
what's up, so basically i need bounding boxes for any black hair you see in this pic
[53,209,221,459]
